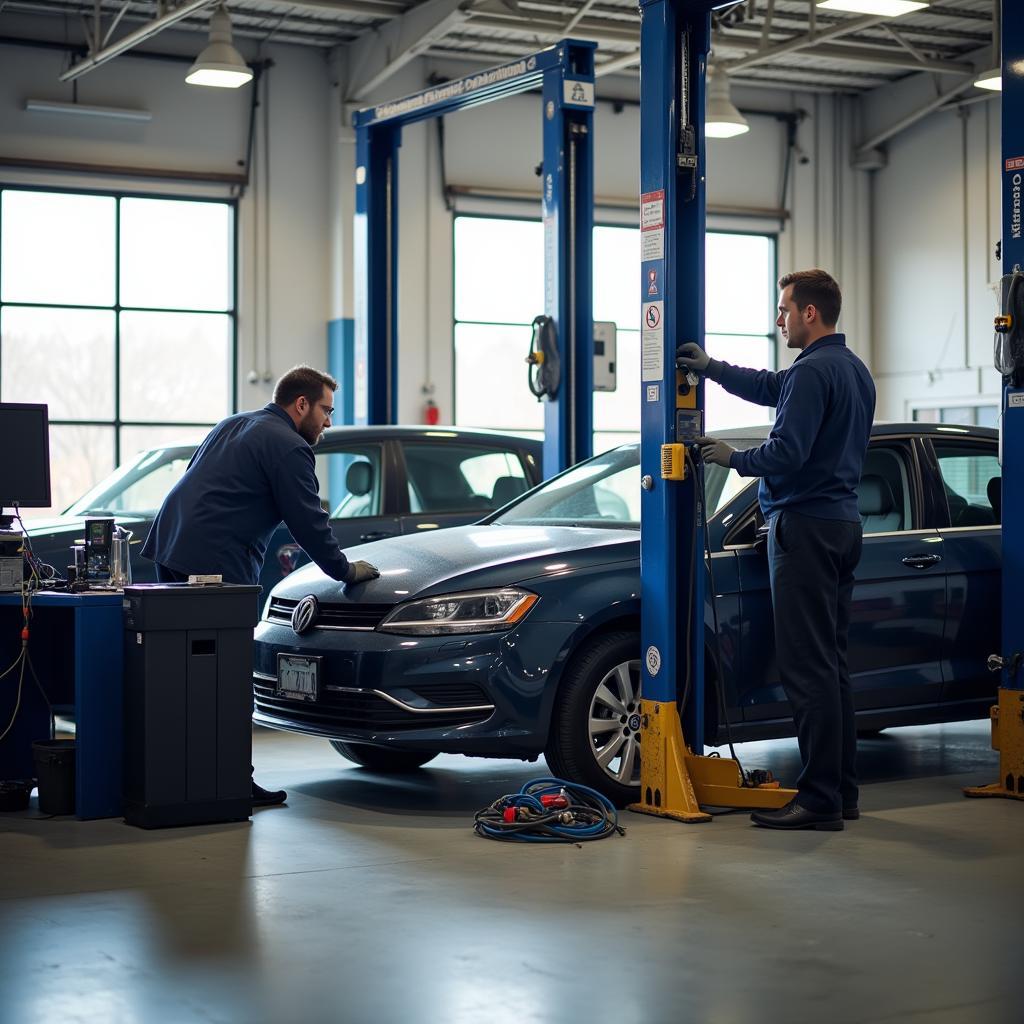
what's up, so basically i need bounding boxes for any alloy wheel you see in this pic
[587,658,643,786]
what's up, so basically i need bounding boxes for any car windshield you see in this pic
[494,441,759,529]
[64,446,194,517]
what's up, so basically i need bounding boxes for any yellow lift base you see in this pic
[963,688,1024,801]
[629,699,798,823]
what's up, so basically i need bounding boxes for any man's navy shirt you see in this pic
[707,334,876,522]
[142,403,350,585]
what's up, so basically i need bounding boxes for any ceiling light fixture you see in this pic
[705,66,749,139]
[815,0,929,15]
[186,3,253,89]
[974,67,1002,91]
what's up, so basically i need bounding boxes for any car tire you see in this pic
[329,741,437,771]
[545,631,642,808]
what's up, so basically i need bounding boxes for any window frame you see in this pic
[924,436,1002,531]
[450,211,778,439]
[0,182,238,476]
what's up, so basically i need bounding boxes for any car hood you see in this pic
[272,523,638,604]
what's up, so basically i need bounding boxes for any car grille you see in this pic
[254,681,493,731]
[407,682,490,708]
[267,596,393,630]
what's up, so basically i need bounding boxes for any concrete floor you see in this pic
[0,722,1020,1024]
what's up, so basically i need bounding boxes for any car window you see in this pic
[64,447,193,516]
[857,447,913,534]
[933,443,1000,526]
[402,443,527,513]
[315,445,383,519]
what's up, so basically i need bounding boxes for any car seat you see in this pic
[856,474,902,533]
[346,461,373,497]
[491,475,527,506]
[987,476,1002,523]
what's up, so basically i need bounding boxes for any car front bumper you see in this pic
[251,617,575,756]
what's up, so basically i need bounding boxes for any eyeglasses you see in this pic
[318,403,335,417]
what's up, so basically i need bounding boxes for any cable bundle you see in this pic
[473,777,625,844]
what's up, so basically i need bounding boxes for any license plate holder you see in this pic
[276,653,321,703]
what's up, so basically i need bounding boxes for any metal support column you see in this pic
[352,42,596,477]
[965,0,1024,802]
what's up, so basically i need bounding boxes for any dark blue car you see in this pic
[252,423,1001,805]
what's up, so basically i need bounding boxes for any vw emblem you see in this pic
[628,713,642,731]
[291,595,319,635]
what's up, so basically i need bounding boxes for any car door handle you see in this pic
[901,553,942,569]
[359,531,394,542]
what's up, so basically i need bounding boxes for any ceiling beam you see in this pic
[345,0,471,101]
[58,0,214,82]
[800,42,974,75]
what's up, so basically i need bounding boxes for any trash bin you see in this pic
[32,739,76,815]
[122,583,260,829]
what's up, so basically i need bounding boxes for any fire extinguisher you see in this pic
[423,398,440,425]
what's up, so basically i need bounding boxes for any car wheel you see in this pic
[329,741,437,771]
[545,631,642,807]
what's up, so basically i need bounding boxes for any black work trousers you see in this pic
[768,509,863,815]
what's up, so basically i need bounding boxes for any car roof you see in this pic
[319,424,543,448]
[715,422,997,441]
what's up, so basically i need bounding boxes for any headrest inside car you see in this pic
[346,461,374,497]
[857,474,894,516]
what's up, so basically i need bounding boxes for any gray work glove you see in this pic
[676,342,711,374]
[344,560,380,585]
[697,435,737,469]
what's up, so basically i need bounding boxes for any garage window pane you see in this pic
[119,311,232,422]
[455,322,543,433]
[118,425,210,460]
[48,425,116,518]
[454,218,543,324]
[706,335,774,430]
[0,191,116,306]
[120,198,232,311]
[706,234,774,335]
[1,306,115,419]
[593,226,640,331]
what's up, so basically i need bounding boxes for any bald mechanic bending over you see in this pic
[143,365,379,806]
[677,269,875,832]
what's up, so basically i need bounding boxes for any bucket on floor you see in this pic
[32,739,76,816]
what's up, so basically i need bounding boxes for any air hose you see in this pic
[473,777,625,843]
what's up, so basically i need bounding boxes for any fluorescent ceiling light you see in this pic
[25,99,152,121]
[816,0,929,15]
[706,66,749,139]
[186,3,253,89]
[974,67,1002,91]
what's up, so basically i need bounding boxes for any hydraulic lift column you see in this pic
[630,0,796,822]
[352,41,596,476]
[965,1,1024,803]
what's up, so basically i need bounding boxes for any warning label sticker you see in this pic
[642,231,664,261]
[641,190,665,262]
[1009,393,1024,407]
[1006,156,1024,172]
[641,301,664,382]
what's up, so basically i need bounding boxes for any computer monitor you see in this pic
[0,403,52,511]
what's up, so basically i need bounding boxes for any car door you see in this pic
[732,436,946,722]
[395,441,534,536]
[261,441,400,594]
[923,435,1001,712]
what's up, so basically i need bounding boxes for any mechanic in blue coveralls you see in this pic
[143,365,380,807]
[677,269,876,832]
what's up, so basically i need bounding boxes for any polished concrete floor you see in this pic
[0,721,1020,1024]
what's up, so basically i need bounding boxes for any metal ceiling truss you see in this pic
[0,0,997,95]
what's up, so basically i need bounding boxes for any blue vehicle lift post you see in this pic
[352,42,597,478]
[965,1,1024,803]
[630,0,796,822]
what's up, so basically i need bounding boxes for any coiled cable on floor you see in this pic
[473,777,625,844]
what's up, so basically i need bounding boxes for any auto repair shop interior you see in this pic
[0,1,1021,1022]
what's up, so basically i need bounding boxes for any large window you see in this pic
[0,187,235,516]
[454,216,776,453]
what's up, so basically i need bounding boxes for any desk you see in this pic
[0,591,123,819]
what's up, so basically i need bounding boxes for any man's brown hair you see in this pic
[778,269,842,328]
[273,365,338,407]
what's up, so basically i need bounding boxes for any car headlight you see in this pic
[377,588,538,636]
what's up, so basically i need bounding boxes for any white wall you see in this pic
[0,17,332,413]
[862,61,1001,421]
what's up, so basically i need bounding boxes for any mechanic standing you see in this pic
[143,365,380,807]
[677,269,875,831]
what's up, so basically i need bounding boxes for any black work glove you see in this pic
[697,435,736,468]
[344,560,380,585]
[676,342,711,374]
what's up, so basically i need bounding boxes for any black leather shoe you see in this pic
[842,805,860,821]
[751,800,843,831]
[252,782,287,807]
